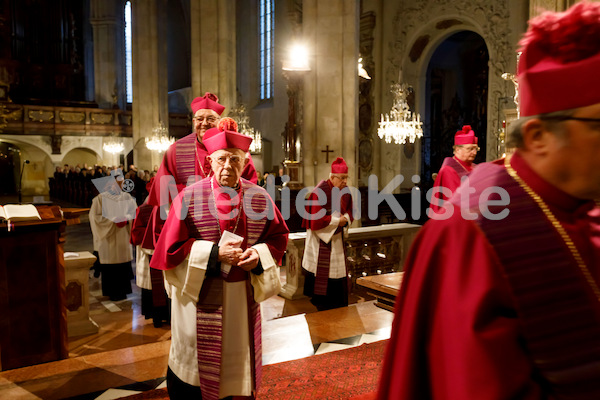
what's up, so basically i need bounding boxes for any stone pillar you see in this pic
[529,0,569,17]
[190,0,237,112]
[131,0,169,171]
[90,0,125,109]
[64,251,99,337]
[302,0,359,187]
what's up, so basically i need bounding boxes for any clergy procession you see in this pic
[1,1,600,399]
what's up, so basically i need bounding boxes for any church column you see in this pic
[89,0,125,109]
[131,0,169,171]
[529,0,571,17]
[189,0,237,112]
[302,0,359,187]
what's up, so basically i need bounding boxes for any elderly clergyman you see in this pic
[150,123,289,400]
[378,2,600,399]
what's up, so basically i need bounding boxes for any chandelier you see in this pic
[145,122,174,153]
[230,104,262,154]
[103,140,124,154]
[378,82,423,144]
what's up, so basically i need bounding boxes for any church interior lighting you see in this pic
[230,104,263,154]
[103,140,124,154]
[378,81,423,145]
[282,43,311,72]
[145,122,174,153]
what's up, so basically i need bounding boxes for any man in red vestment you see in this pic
[133,93,258,325]
[302,157,354,311]
[430,125,479,213]
[146,92,258,210]
[150,126,289,400]
[378,3,600,399]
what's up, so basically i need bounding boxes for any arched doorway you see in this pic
[0,142,21,196]
[422,31,489,183]
[62,147,101,169]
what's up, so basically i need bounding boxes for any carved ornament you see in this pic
[389,0,512,160]
[91,112,114,125]
[59,111,85,123]
[28,110,55,122]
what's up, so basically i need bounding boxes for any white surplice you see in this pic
[164,240,278,398]
[302,212,350,279]
[89,191,137,264]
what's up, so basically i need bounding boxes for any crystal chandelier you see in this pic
[145,122,174,153]
[103,140,124,154]
[230,104,262,154]
[378,82,423,144]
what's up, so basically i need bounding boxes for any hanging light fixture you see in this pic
[230,104,262,154]
[145,121,174,153]
[378,77,423,145]
[103,138,124,154]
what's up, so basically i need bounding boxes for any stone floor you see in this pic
[0,200,395,399]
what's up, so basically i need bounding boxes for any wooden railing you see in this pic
[280,223,421,300]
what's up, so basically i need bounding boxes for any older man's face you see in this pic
[208,149,248,187]
[331,174,348,189]
[545,102,600,199]
[454,144,479,163]
[193,109,220,139]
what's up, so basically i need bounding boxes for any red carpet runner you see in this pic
[121,339,386,399]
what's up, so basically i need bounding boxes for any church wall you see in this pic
[302,0,359,188]
[373,0,529,193]
[167,0,191,92]
[131,0,170,171]
[90,0,126,109]
[0,137,54,196]
[62,148,100,169]
[235,0,289,175]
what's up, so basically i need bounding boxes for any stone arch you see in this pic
[0,137,57,196]
[384,0,514,179]
[61,147,102,169]
[417,30,489,182]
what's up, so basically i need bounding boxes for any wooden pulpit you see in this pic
[0,206,68,370]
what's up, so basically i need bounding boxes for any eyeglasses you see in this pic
[193,116,218,124]
[213,155,244,166]
[541,116,600,125]
[458,146,480,152]
[331,174,348,181]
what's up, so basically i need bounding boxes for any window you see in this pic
[259,0,274,100]
[125,1,133,104]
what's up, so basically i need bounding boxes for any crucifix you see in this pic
[321,145,334,163]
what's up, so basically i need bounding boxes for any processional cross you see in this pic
[321,145,334,163]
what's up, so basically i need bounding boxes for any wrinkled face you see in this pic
[544,103,600,200]
[330,173,348,189]
[193,109,220,139]
[454,144,480,163]
[207,149,248,187]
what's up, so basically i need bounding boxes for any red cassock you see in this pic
[430,156,474,214]
[149,177,289,398]
[141,132,257,251]
[151,177,289,271]
[377,152,600,399]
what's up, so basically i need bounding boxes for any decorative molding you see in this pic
[388,0,513,161]
[28,109,55,122]
[358,11,376,180]
[90,112,114,125]
[119,113,132,126]
[59,111,85,123]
